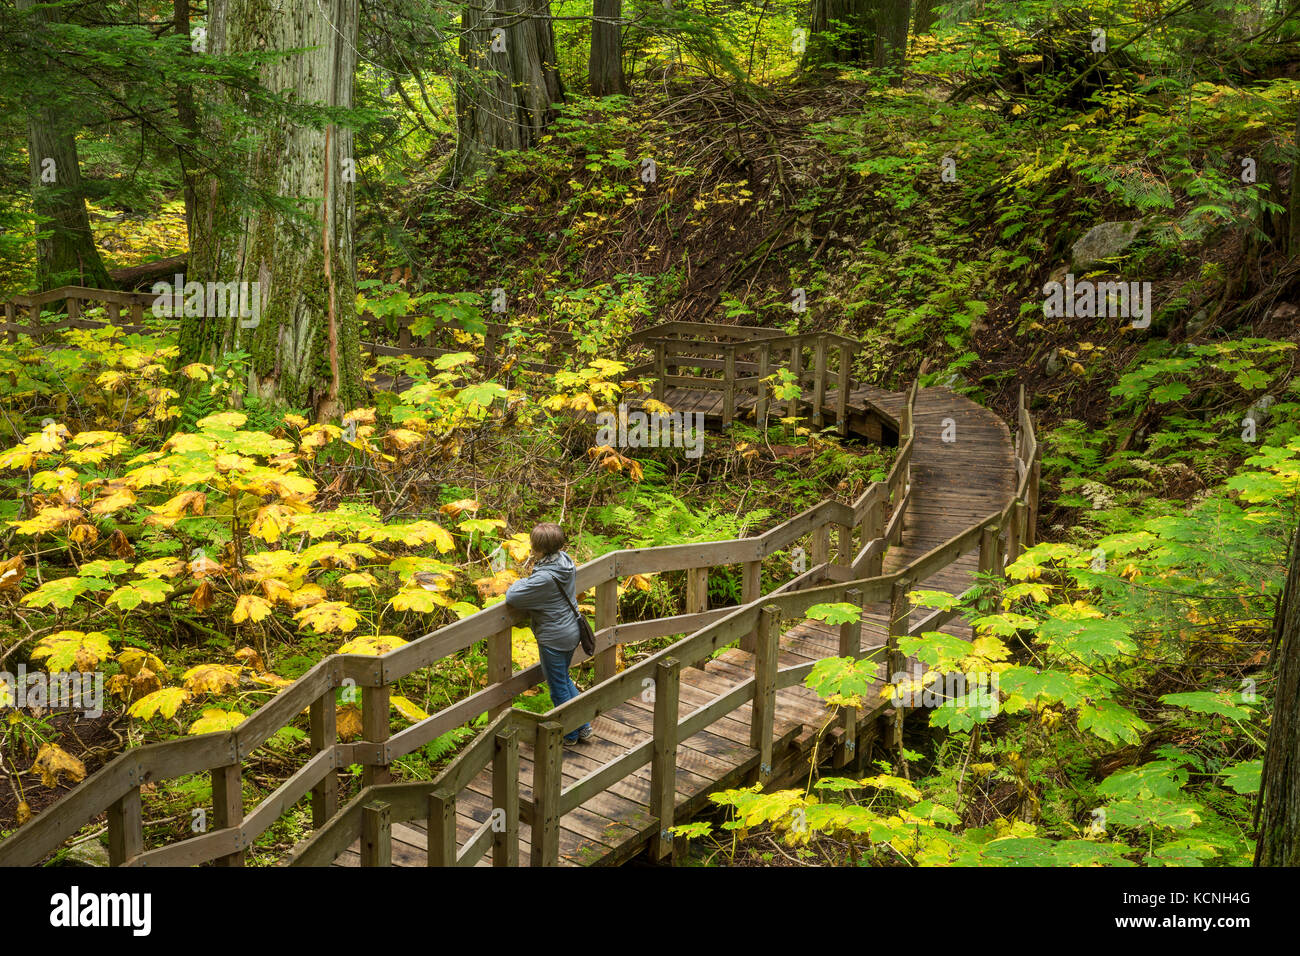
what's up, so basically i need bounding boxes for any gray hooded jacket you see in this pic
[504,550,581,651]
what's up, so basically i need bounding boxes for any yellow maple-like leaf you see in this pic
[294,600,361,633]
[196,411,248,430]
[134,557,186,578]
[336,704,363,741]
[511,626,539,669]
[233,593,273,624]
[390,586,451,613]
[474,569,519,599]
[439,498,480,517]
[385,428,423,450]
[89,487,137,516]
[289,583,327,608]
[390,695,429,722]
[182,663,242,694]
[9,505,81,535]
[188,709,246,735]
[282,413,309,429]
[127,686,191,720]
[338,571,379,589]
[31,743,86,789]
[338,634,407,656]
[502,532,533,561]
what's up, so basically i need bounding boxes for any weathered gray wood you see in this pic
[427,790,456,866]
[740,559,762,653]
[530,721,564,866]
[751,606,780,782]
[594,579,618,682]
[211,764,245,866]
[492,727,519,867]
[650,657,681,861]
[486,625,512,719]
[361,684,391,786]
[361,801,391,867]
[107,786,142,866]
[310,690,338,827]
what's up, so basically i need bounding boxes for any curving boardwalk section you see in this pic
[329,384,1017,867]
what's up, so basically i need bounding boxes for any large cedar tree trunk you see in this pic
[183,0,363,420]
[1256,524,1300,865]
[453,0,564,181]
[17,0,113,291]
[589,0,624,95]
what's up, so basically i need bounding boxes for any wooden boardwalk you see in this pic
[331,382,1016,867]
[0,319,1034,871]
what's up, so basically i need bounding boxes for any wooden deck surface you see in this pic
[335,381,1015,866]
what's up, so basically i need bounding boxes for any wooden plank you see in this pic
[107,786,142,866]
[530,721,563,866]
[751,606,780,782]
[427,790,456,866]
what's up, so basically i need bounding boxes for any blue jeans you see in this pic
[538,643,592,743]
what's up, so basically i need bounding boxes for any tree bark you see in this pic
[174,0,199,251]
[912,0,938,35]
[806,0,909,77]
[589,0,624,96]
[184,0,363,420]
[453,0,564,181]
[1256,523,1300,866]
[1288,106,1300,258]
[17,0,113,291]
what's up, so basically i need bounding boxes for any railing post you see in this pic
[1026,450,1040,548]
[107,785,142,866]
[756,343,771,425]
[653,341,667,401]
[979,524,999,576]
[740,559,762,653]
[834,523,852,566]
[211,764,245,866]
[4,302,16,344]
[751,605,780,783]
[837,342,851,435]
[811,523,830,568]
[1008,500,1025,563]
[835,588,862,768]
[650,657,681,862]
[487,625,512,718]
[530,721,563,867]
[812,334,827,429]
[129,300,144,326]
[492,726,519,866]
[594,579,618,682]
[861,494,884,577]
[361,800,391,867]
[427,789,456,866]
[361,684,391,786]
[887,581,910,762]
[66,294,80,322]
[686,566,708,670]
[723,344,736,425]
[310,688,338,828]
[787,342,803,420]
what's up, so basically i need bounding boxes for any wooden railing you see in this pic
[626,323,863,432]
[2,286,163,343]
[0,369,924,867]
[291,383,1038,867]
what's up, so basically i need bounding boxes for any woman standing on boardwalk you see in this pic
[504,522,594,744]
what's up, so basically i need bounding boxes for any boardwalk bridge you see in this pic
[0,292,1038,867]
